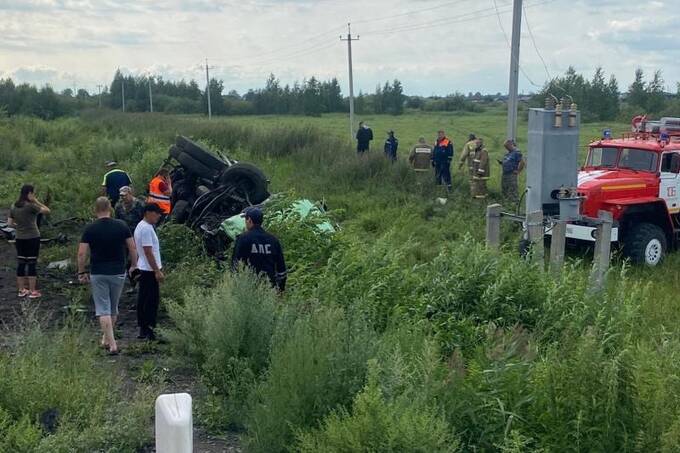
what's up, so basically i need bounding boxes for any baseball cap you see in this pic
[119,186,132,196]
[244,207,263,225]
[144,203,163,214]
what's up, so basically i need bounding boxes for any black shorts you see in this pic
[15,237,41,262]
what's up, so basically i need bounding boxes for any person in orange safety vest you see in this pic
[146,168,172,215]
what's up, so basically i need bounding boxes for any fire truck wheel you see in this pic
[623,223,667,266]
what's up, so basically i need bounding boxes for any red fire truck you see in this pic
[567,119,680,266]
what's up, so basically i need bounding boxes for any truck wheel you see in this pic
[171,200,191,224]
[622,223,667,266]
[219,163,269,204]
[176,136,227,173]
[169,145,182,160]
[176,151,220,180]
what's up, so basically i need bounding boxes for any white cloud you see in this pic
[0,0,678,95]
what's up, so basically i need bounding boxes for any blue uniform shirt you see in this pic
[502,149,522,174]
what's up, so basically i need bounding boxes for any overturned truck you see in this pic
[167,136,270,257]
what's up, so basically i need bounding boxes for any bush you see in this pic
[296,361,459,452]
[245,307,378,453]
[166,271,279,430]
[0,323,152,451]
[0,126,36,170]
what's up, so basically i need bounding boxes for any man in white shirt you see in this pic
[134,203,164,340]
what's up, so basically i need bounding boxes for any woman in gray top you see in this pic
[7,184,50,299]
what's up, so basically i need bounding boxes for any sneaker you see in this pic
[17,289,30,298]
[27,290,42,299]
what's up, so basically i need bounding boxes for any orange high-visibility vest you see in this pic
[147,176,171,214]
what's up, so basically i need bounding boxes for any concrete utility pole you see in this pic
[121,79,126,112]
[341,23,359,140]
[506,0,523,142]
[148,76,154,113]
[205,58,212,119]
[97,84,103,108]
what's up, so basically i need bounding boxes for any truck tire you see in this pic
[175,136,227,173]
[171,200,191,224]
[219,163,269,204]
[169,145,182,160]
[176,151,220,180]
[622,223,667,266]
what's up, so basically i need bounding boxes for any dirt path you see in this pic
[0,232,238,452]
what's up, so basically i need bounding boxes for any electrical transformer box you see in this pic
[526,107,581,215]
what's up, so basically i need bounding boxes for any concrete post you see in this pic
[526,210,544,266]
[486,204,502,249]
[590,210,613,292]
[549,220,567,275]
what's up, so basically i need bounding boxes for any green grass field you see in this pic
[3,109,680,451]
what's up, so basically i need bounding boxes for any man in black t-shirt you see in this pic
[78,197,138,355]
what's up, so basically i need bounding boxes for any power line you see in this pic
[523,5,551,80]
[492,0,541,88]
[352,0,475,25]
[209,24,346,66]
[360,0,553,37]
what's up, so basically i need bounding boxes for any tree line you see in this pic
[2,67,680,121]
[532,66,680,121]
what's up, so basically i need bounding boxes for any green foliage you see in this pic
[157,223,206,266]
[245,307,378,453]
[533,66,620,121]
[296,361,459,453]
[166,271,280,430]
[0,324,152,451]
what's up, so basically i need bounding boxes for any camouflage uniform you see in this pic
[471,146,490,199]
[459,139,478,195]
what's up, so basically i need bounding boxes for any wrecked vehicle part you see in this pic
[175,135,228,172]
[219,163,269,206]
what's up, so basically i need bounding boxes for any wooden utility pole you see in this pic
[148,76,154,113]
[341,23,359,140]
[506,0,523,142]
[205,58,213,119]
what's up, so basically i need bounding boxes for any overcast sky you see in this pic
[0,0,678,96]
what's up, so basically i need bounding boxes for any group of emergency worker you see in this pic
[356,122,525,200]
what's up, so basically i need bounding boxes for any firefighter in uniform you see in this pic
[231,207,287,292]
[471,138,490,199]
[498,139,525,201]
[432,130,454,190]
[408,137,433,172]
[146,168,173,217]
[458,134,478,194]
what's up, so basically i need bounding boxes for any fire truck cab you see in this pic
[571,124,680,266]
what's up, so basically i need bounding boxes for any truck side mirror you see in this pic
[672,154,680,174]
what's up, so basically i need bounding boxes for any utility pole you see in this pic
[97,84,103,108]
[121,79,126,112]
[148,75,154,113]
[205,58,212,119]
[341,23,359,140]
[506,0,522,142]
